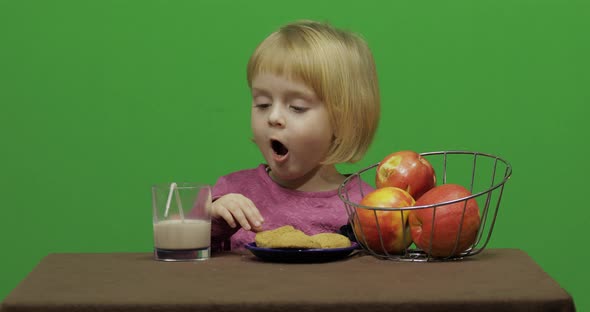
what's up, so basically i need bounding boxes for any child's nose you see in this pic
[268,105,285,127]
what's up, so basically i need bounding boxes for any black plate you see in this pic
[244,242,359,263]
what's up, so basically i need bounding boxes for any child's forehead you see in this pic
[250,72,317,97]
[251,71,306,85]
[252,58,307,80]
[251,43,316,81]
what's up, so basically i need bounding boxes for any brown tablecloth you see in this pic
[0,249,575,312]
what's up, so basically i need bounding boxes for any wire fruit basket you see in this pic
[338,151,512,262]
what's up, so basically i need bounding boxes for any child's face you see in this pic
[251,73,334,181]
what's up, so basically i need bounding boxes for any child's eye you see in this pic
[289,105,308,113]
[254,103,271,109]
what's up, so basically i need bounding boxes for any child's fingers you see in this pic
[251,225,264,232]
[215,206,237,228]
[242,201,264,229]
[212,194,262,231]
[227,205,252,231]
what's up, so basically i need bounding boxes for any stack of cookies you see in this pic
[255,225,351,249]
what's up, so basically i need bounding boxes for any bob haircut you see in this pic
[247,20,380,164]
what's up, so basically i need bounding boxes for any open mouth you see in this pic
[271,139,289,157]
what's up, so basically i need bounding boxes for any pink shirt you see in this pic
[210,164,374,251]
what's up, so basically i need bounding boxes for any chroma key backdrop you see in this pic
[1,0,588,310]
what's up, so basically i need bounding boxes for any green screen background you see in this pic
[1,0,588,309]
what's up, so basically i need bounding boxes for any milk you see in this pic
[153,219,211,250]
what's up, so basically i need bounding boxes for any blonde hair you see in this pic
[247,20,380,164]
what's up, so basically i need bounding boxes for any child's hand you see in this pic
[211,193,264,232]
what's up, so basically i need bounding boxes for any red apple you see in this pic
[353,187,415,254]
[375,150,436,199]
[409,184,481,258]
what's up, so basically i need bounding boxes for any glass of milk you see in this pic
[152,183,212,261]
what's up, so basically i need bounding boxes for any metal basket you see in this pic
[338,151,512,262]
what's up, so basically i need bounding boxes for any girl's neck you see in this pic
[267,164,346,192]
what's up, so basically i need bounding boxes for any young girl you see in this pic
[210,20,380,252]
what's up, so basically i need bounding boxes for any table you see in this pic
[0,249,575,312]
